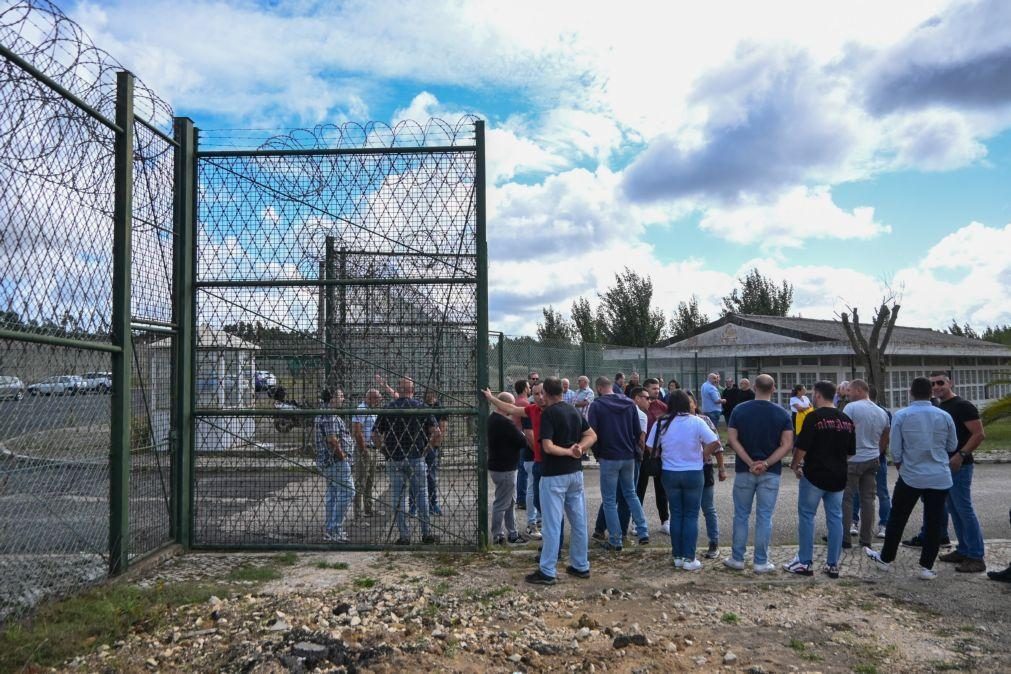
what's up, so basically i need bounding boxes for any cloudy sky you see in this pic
[71,0,1011,336]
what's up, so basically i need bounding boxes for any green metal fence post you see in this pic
[475,120,489,550]
[497,332,505,392]
[643,345,649,379]
[171,116,196,548]
[109,71,135,575]
[581,342,587,376]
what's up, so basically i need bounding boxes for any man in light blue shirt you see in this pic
[700,373,725,428]
[865,376,956,579]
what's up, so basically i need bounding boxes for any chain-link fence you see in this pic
[0,0,177,621]
[490,334,746,395]
[191,120,486,550]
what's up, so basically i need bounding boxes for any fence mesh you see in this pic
[192,119,483,549]
[1,0,175,621]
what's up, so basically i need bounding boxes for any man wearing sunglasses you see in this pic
[928,372,987,573]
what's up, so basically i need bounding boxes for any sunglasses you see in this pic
[930,380,947,387]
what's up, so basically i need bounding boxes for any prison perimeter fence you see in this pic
[0,0,487,623]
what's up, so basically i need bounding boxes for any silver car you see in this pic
[81,372,112,393]
[28,375,79,396]
[0,375,26,401]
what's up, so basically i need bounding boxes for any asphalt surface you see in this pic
[0,394,112,438]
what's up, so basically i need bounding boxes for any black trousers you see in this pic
[881,477,949,569]
[636,463,669,522]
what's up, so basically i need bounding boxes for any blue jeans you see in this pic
[599,459,648,546]
[701,483,719,544]
[389,458,430,539]
[517,458,528,501]
[797,476,844,566]
[426,448,440,507]
[320,459,355,535]
[533,462,563,548]
[539,472,589,578]
[853,454,891,526]
[947,463,985,559]
[523,460,539,525]
[595,460,641,536]
[732,471,781,565]
[662,469,704,560]
[705,411,721,428]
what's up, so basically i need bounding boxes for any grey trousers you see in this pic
[843,458,879,546]
[490,470,518,538]
[353,446,376,515]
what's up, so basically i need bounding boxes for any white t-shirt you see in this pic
[790,395,811,412]
[637,408,648,434]
[844,398,890,462]
[646,414,718,472]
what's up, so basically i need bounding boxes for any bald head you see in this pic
[753,374,776,399]
[739,378,751,390]
[495,391,515,414]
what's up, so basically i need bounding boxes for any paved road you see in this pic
[0,394,111,439]
[571,462,1011,549]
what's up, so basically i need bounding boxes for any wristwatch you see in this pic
[958,451,970,460]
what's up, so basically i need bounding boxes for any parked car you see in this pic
[255,370,278,392]
[0,375,26,401]
[28,375,81,396]
[82,371,113,393]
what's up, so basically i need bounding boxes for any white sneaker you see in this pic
[660,520,670,536]
[918,566,937,580]
[864,546,891,572]
[673,557,684,568]
[682,558,702,571]
[526,525,542,540]
[876,526,886,539]
[850,523,859,535]
[753,562,777,574]
[723,558,745,570]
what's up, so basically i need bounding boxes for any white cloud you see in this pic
[698,186,890,250]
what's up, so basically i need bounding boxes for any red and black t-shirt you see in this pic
[796,407,856,492]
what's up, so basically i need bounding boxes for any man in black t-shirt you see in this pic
[526,377,596,586]
[930,372,987,572]
[786,381,855,579]
[488,392,529,545]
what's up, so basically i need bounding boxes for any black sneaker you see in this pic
[901,534,923,548]
[493,535,506,545]
[823,563,840,579]
[704,542,720,559]
[508,533,529,544]
[394,537,411,545]
[598,541,623,552]
[516,503,527,510]
[525,569,557,586]
[987,565,1011,583]
[566,565,590,579]
[591,531,606,542]
[421,534,439,545]
[638,536,650,546]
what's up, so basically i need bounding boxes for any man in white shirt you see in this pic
[842,380,890,549]
[572,375,595,419]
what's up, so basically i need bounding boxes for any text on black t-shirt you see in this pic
[796,407,856,492]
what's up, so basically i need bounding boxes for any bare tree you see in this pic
[840,300,900,394]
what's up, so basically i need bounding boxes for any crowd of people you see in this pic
[482,370,1011,586]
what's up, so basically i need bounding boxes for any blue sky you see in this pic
[68,0,1011,334]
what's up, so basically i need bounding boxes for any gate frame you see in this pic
[180,121,489,551]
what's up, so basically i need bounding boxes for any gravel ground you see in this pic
[58,538,1011,673]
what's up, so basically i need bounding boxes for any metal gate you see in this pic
[186,121,488,550]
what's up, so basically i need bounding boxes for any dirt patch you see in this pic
[52,545,1010,673]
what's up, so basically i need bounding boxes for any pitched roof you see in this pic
[657,313,1007,350]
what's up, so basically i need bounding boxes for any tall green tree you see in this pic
[669,295,710,342]
[596,267,668,345]
[721,268,793,316]
[946,319,980,339]
[536,305,575,343]
[981,324,1011,345]
[570,296,601,344]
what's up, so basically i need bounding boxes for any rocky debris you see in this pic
[724,651,738,664]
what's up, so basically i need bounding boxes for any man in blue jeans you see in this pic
[786,380,855,579]
[725,374,793,573]
[701,373,726,429]
[588,376,649,550]
[930,372,987,572]
[315,388,354,543]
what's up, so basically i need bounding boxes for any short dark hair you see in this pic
[813,380,836,402]
[666,390,692,415]
[628,386,646,400]
[929,371,950,381]
[543,377,563,397]
[910,376,932,400]
[643,378,659,387]
[615,372,625,381]
[668,379,680,389]
[513,380,528,396]
[595,375,611,388]
[792,383,805,396]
